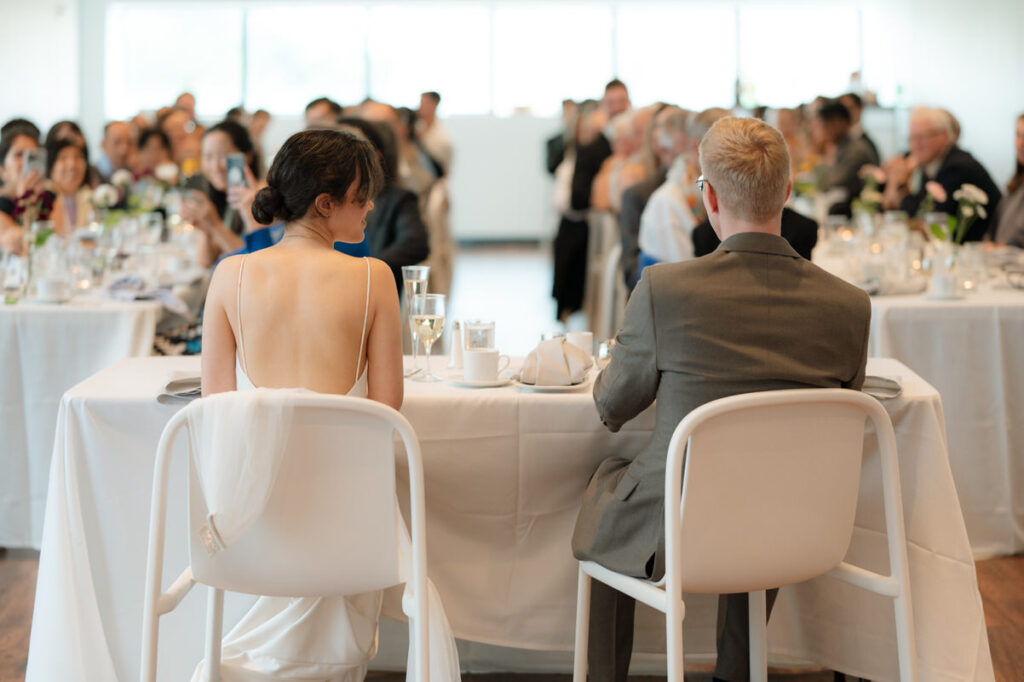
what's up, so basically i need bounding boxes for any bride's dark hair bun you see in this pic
[251,129,384,226]
[251,186,285,225]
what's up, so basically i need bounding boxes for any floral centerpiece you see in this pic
[93,164,181,227]
[852,166,885,216]
[927,183,988,245]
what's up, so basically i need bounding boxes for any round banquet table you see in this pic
[25,356,993,681]
[0,296,161,548]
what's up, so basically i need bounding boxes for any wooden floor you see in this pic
[1,547,1021,681]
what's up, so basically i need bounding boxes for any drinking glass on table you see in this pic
[2,252,28,303]
[463,319,495,350]
[402,265,430,376]
[410,293,446,382]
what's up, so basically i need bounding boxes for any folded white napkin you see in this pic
[157,371,202,404]
[519,338,593,386]
[862,375,902,400]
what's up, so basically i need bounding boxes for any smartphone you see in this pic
[226,153,247,189]
[22,149,47,177]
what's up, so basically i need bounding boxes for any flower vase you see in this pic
[929,240,961,299]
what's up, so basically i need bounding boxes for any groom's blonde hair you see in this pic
[698,117,790,223]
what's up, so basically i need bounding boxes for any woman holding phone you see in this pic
[0,127,43,250]
[180,119,266,267]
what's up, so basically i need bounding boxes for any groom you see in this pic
[572,116,871,682]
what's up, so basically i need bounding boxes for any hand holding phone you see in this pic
[22,149,47,179]
[226,154,247,190]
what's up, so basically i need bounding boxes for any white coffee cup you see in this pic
[35,278,69,302]
[566,331,594,356]
[930,273,959,299]
[463,348,511,383]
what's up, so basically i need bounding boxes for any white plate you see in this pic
[512,380,590,393]
[25,295,71,304]
[448,376,513,389]
[924,293,966,301]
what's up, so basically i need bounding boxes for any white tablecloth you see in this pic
[866,286,1024,557]
[26,357,993,681]
[0,298,160,548]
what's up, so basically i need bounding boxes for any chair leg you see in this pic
[665,594,684,682]
[205,587,224,682]
[748,590,767,682]
[893,591,918,681]
[573,567,591,682]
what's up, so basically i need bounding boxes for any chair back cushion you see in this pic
[188,396,402,596]
[678,394,866,593]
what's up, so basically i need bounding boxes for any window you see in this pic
[105,3,243,118]
[616,4,737,111]
[245,5,369,115]
[492,4,614,116]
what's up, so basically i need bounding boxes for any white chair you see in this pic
[140,394,431,682]
[572,389,917,682]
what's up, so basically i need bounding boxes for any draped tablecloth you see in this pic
[866,287,1024,557]
[26,356,993,681]
[0,298,160,548]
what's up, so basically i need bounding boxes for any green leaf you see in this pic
[929,222,948,241]
[34,228,54,248]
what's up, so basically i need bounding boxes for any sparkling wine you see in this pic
[404,277,427,301]
[411,314,445,345]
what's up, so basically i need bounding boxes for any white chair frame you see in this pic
[572,388,918,682]
[140,395,430,682]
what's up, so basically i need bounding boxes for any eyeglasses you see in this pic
[695,174,709,192]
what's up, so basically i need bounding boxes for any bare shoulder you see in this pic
[366,257,400,303]
[207,254,245,302]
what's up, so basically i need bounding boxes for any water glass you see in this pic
[463,319,495,350]
[2,252,28,303]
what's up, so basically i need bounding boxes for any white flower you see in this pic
[92,184,120,208]
[154,162,180,185]
[977,205,987,219]
[110,168,134,188]
[954,183,988,205]
[860,188,884,204]
[961,205,974,218]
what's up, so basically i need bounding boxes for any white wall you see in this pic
[0,0,79,135]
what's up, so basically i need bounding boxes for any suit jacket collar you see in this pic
[717,231,801,259]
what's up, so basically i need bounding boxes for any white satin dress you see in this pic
[194,256,379,682]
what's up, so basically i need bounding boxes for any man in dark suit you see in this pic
[818,100,880,216]
[839,92,879,160]
[692,207,818,259]
[883,107,1002,242]
[572,117,871,682]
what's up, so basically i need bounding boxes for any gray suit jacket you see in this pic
[571,232,871,579]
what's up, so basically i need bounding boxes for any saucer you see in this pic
[448,376,513,389]
[512,380,589,393]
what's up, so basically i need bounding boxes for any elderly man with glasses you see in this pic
[883,107,1002,241]
[572,117,872,682]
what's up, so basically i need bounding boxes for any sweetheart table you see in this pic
[0,297,160,548]
[25,356,993,681]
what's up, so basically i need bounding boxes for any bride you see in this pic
[199,129,404,681]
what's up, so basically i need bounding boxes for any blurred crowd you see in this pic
[0,90,454,295]
[547,79,1024,319]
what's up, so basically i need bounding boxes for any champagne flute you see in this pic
[410,293,446,382]
[402,265,430,376]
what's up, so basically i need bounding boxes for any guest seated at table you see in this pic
[617,103,671,290]
[636,107,728,272]
[592,107,655,215]
[47,138,94,234]
[45,120,100,187]
[817,99,879,215]
[0,125,42,251]
[838,92,879,160]
[305,96,343,128]
[96,120,136,181]
[993,113,1024,248]
[882,107,1002,242]
[199,128,405,679]
[692,206,818,260]
[572,116,870,682]
[157,107,201,173]
[180,120,266,267]
[337,116,430,296]
[133,127,173,177]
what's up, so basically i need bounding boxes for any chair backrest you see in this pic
[672,389,874,594]
[186,394,404,597]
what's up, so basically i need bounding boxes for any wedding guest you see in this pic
[592,107,654,214]
[337,116,429,295]
[882,107,1002,242]
[552,100,608,322]
[617,103,671,290]
[180,120,262,267]
[175,91,196,120]
[591,111,636,212]
[817,100,880,215]
[838,92,879,159]
[774,108,811,173]
[416,91,452,175]
[47,138,93,233]
[993,113,1024,247]
[96,121,136,181]
[134,127,173,176]
[250,108,272,176]
[158,107,201,172]
[0,128,42,250]
[602,78,631,118]
[304,96,342,128]
[572,116,870,682]
[394,106,440,195]
[546,99,578,175]
[692,207,819,260]
[45,120,100,187]
[1,118,41,145]
[198,127,408,678]
[636,107,729,271]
